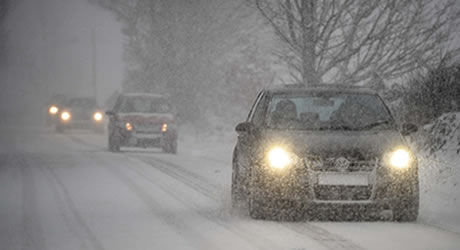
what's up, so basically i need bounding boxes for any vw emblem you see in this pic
[335,157,350,171]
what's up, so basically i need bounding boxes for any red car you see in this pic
[105,93,178,153]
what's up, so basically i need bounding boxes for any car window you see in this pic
[118,96,171,113]
[251,94,267,127]
[266,93,393,130]
[67,98,97,109]
[247,91,263,121]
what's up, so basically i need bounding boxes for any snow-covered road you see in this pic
[1,128,460,250]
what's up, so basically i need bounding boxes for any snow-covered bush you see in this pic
[417,112,460,155]
[415,112,460,232]
[390,64,460,125]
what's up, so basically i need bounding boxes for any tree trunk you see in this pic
[300,0,319,86]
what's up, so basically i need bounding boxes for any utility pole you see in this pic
[91,29,98,104]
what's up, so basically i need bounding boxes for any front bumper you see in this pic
[117,129,177,148]
[251,161,419,210]
[59,119,104,130]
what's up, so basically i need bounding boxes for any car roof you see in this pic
[265,84,377,95]
[68,97,97,101]
[122,92,164,98]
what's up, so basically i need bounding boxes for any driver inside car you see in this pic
[270,99,299,128]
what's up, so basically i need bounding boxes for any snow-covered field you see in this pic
[1,125,460,250]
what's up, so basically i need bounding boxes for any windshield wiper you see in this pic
[357,120,391,130]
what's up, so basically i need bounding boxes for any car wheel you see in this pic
[108,134,120,152]
[247,168,271,220]
[231,151,246,208]
[393,196,419,222]
[248,191,268,220]
[162,140,177,154]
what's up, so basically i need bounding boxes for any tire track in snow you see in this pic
[130,154,363,250]
[117,154,286,250]
[63,135,287,249]
[89,154,223,250]
[64,133,362,249]
[12,154,47,250]
[33,153,106,250]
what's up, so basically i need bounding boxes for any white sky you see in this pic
[3,0,123,112]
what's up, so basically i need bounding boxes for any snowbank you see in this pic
[415,112,460,233]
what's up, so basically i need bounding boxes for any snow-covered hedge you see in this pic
[415,112,460,233]
[417,112,460,155]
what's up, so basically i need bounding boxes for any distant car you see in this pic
[46,94,67,126]
[231,85,419,221]
[105,93,178,153]
[56,97,104,133]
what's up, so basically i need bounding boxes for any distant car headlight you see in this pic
[161,123,168,132]
[93,112,103,121]
[267,147,297,169]
[388,148,413,169]
[61,111,71,121]
[49,105,58,115]
[125,122,133,131]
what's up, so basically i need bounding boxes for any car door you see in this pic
[234,91,267,178]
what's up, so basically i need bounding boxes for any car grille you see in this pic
[314,185,372,200]
[305,156,378,172]
[304,154,378,201]
[71,111,92,120]
[134,122,162,133]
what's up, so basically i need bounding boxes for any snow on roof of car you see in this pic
[122,93,164,98]
[266,84,377,95]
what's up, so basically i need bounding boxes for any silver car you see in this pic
[232,85,419,221]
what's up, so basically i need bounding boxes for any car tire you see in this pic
[248,193,267,220]
[231,151,246,208]
[393,196,419,222]
[108,134,120,152]
[162,140,177,154]
[247,168,271,220]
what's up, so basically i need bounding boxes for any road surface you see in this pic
[1,127,460,250]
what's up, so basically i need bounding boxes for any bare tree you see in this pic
[92,0,275,126]
[253,0,460,86]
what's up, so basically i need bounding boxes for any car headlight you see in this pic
[267,147,297,169]
[61,111,71,121]
[388,148,413,169]
[93,112,103,121]
[125,122,133,131]
[161,123,168,132]
[49,105,58,114]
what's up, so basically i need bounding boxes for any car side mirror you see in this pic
[105,110,115,116]
[235,122,255,134]
[401,123,418,136]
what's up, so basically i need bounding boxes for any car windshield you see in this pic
[118,96,171,113]
[266,93,393,130]
[67,98,98,110]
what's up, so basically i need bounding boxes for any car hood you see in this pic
[62,107,100,120]
[260,129,406,159]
